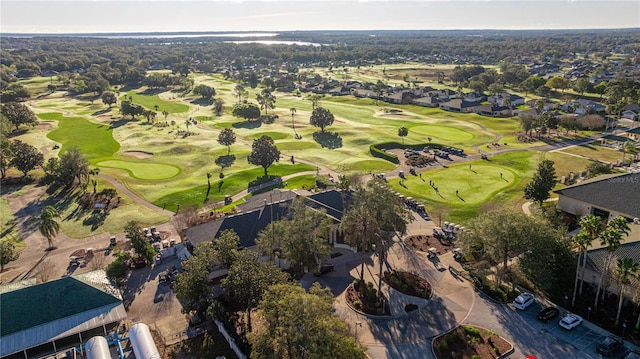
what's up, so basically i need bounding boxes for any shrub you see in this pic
[437,341,448,352]
[353,300,361,309]
[369,144,399,163]
[494,347,501,355]
[472,355,481,359]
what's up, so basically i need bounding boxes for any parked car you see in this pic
[596,336,624,357]
[513,292,535,310]
[559,313,583,330]
[536,307,560,322]
[314,263,334,276]
[624,350,640,359]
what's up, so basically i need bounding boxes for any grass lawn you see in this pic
[390,155,524,223]
[557,143,624,163]
[0,197,25,252]
[389,149,596,224]
[97,160,181,180]
[152,163,316,212]
[123,90,190,113]
[54,185,170,238]
[42,112,120,162]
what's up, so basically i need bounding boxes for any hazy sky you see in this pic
[1,1,639,34]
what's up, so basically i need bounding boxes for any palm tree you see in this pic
[38,205,60,250]
[621,140,635,166]
[594,217,629,310]
[290,107,297,132]
[571,230,592,306]
[614,258,639,325]
[578,215,603,294]
[340,202,380,283]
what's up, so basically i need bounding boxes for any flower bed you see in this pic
[382,270,432,299]
[345,280,391,316]
[433,325,512,359]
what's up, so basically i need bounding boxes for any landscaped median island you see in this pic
[382,270,432,300]
[346,279,392,316]
[433,325,513,359]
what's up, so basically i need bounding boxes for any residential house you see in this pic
[488,93,525,107]
[439,99,481,113]
[562,99,606,115]
[413,96,441,108]
[474,104,510,117]
[0,271,126,359]
[622,104,640,121]
[328,85,351,96]
[384,91,413,105]
[462,92,486,103]
[526,99,557,112]
[428,89,457,102]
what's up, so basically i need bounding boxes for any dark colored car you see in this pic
[597,336,624,357]
[314,263,334,276]
[536,307,560,322]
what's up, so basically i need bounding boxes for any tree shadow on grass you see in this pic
[215,154,236,169]
[190,98,212,106]
[109,118,137,129]
[312,131,343,149]
[92,108,112,116]
[140,88,165,95]
[232,120,262,129]
[82,210,109,231]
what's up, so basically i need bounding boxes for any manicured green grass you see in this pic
[390,151,536,223]
[153,163,316,211]
[123,90,189,113]
[97,160,181,180]
[42,112,120,162]
[0,197,25,252]
[557,143,624,163]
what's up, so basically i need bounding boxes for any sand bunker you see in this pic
[123,150,153,159]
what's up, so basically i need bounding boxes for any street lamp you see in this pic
[622,322,627,338]
[564,294,569,308]
[355,321,362,342]
[587,306,592,320]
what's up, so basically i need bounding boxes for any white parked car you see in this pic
[559,313,583,330]
[513,292,535,310]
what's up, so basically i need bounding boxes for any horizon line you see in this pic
[3,27,640,36]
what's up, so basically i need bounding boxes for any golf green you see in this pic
[97,160,180,180]
[393,163,517,205]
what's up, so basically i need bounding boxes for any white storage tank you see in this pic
[85,336,111,359]
[128,323,160,359]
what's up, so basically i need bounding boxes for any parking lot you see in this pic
[511,299,633,358]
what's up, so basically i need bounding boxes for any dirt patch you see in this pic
[433,325,512,359]
[123,150,153,159]
[36,122,53,130]
[403,234,454,255]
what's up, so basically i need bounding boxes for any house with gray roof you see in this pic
[182,189,350,250]
[0,270,126,359]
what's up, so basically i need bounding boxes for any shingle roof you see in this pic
[555,173,640,218]
[183,189,349,248]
